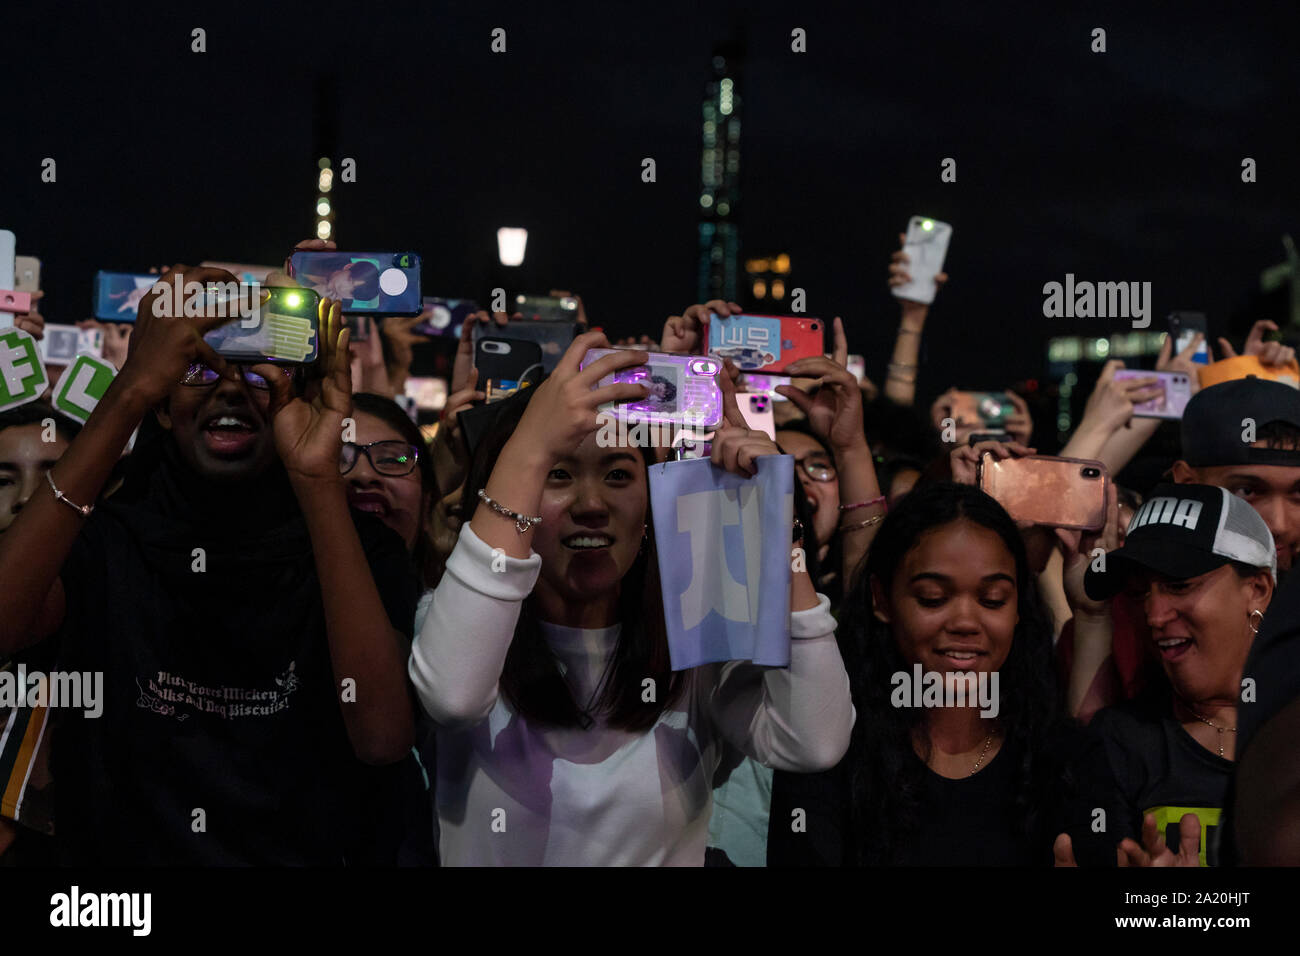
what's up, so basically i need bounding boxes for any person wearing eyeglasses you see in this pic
[0,264,420,865]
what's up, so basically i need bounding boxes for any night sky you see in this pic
[3,0,1297,405]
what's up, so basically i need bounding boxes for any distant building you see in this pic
[697,42,743,304]
[744,253,791,309]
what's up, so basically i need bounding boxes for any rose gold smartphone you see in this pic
[977,454,1108,531]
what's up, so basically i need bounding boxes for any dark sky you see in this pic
[3,0,1297,403]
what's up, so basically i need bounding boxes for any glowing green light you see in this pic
[285,292,302,308]
[922,219,934,231]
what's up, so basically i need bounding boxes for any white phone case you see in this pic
[891,216,952,305]
[0,230,15,328]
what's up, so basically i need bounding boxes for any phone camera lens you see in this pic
[1082,468,1100,478]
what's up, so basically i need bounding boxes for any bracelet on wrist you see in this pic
[477,488,542,534]
[840,514,884,533]
[47,470,93,518]
[840,496,887,513]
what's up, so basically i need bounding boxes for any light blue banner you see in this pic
[649,455,794,670]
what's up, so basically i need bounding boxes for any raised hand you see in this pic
[1054,480,1120,616]
[1080,360,1164,433]
[507,332,651,466]
[888,231,949,303]
[661,299,740,354]
[1118,813,1203,867]
[1219,319,1297,369]
[711,361,780,478]
[123,265,245,404]
[777,319,866,455]
[948,438,1035,486]
[252,298,352,486]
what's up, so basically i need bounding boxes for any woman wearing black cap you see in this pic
[1056,483,1275,866]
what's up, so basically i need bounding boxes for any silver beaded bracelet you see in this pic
[477,488,542,534]
[48,470,93,518]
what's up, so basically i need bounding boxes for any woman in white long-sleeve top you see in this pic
[409,331,855,866]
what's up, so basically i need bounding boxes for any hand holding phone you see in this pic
[579,349,724,429]
[507,333,653,463]
[1113,369,1192,419]
[890,217,952,305]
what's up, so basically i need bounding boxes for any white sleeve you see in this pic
[408,523,542,728]
[705,593,855,772]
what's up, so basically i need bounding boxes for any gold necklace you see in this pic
[1187,708,1237,757]
[969,733,994,775]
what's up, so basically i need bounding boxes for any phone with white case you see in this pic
[890,216,951,305]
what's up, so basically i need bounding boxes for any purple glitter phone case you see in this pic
[579,349,724,429]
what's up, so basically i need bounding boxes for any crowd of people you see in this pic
[2,234,1298,867]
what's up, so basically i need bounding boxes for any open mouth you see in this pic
[563,533,613,552]
[348,491,391,518]
[201,412,258,456]
[1155,636,1194,661]
[935,647,985,667]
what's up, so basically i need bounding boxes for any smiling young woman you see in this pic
[408,331,855,866]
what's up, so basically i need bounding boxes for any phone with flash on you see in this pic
[202,285,321,363]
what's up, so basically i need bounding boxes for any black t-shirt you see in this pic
[49,455,418,866]
[769,731,1115,866]
[1090,703,1232,866]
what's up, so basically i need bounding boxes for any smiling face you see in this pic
[343,411,427,551]
[777,430,840,547]
[1130,563,1271,702]
[1176,463,1300,572]
[872,518,1019,676]
[0,424,70,534]
[154,371,279,481]
[531,433,647,617]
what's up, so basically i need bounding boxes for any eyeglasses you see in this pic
[340,440,420,477]
[796,455,837,483]
[180,362,293,391]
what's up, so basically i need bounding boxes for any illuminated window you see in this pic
[753,280,766,298]
[772,280,785,299]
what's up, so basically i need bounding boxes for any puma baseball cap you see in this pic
[1085,482,1276,600]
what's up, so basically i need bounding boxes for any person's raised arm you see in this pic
[884,232,947,406]
[409,333,651,725]
[706,377,853,771]
[660,299,740,355]
[778,317,883,590]
[1052,482,1121,721]
[0,266,243,656]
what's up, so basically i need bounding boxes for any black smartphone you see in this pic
[289,251,422,315]
[475,338,544,402]
[967,431,1015,446]
[472,317,578,373]
[1167,312,1209,365]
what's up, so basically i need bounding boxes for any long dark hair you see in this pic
[351,392,439,588]
[462,384,686,732]
[838,481,1063,864]
[774,419,843,607]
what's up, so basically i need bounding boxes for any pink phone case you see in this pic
[0,290,32,312]
[579,349,723,429]
[1112,369,1192,419]
[978,454,1108,531]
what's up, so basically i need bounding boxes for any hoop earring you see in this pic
[1249,609,1264,635]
